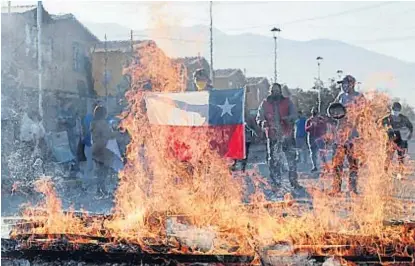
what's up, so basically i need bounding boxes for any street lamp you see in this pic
[316,56,323,80]
[271,27,281,83]
[316,56,323,113]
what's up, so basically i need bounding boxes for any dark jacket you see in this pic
[256,96,297,140]
[381,114,413,141]
[305,116,328,139]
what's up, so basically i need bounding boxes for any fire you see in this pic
[11,43,414,262]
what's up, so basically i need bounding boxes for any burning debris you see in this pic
[2,36,415,266]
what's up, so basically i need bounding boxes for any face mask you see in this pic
[342,82,350,93]
[391,110,400,117]
[196,81,207,91]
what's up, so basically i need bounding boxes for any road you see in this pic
[1,141,414,217]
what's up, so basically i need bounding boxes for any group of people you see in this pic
[252,75,413,194]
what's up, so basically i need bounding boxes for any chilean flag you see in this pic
[145,88,245,160]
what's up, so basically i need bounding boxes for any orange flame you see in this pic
[13,43,414,262]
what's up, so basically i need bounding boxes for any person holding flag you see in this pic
[193,68,213,91]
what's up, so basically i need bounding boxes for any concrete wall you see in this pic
[92,51,130,97]
[1,11,98,132]
[245,79,270,112]
[213,70,246,89]
[1,12,97,96]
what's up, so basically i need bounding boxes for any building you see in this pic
[172,56,210,91]
[91,40,140,98]
[213,69,246,89]
[1,4,99,132]
[245,77,270,116]
[91,40,161,116]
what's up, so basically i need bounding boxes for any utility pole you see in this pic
[271,27,281,83]
[209,1,214,83]
[104,34,109,111]
[316,56,323,113]
[8,1,11,14]
[37,1,43,119]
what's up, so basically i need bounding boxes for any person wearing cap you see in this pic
[256,83,302,190]
[381,102,413,174]
[331,75,365,194]
[305,107,328,172]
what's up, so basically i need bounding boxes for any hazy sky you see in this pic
[6,1,415,63]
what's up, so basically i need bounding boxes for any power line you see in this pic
[282,2,396,26]
[221,2,396,31]
[353,35,415,44]
[132,34,208,43]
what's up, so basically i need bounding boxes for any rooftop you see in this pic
[93,40,153,53]
[1,4,36,14]
[246,77,268,85]
[1,4,99,42]
[214,68,242,78]
[173,56,209,69]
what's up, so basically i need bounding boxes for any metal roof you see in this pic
[93,40,153,53]
[214,68,241,78]
[246,77,268,85]
[1,4,36,14]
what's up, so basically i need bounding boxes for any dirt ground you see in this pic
[1,141,414,218]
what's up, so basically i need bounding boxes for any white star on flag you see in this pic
[217,98,235,117]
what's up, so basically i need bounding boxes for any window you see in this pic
[228,81,233,88]
[72,42,83,71]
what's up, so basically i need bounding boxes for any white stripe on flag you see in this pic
[145,91,209,126]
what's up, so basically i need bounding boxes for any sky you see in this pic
[5,1,415,62]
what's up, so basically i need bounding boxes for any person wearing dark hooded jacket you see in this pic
[256,83,302,190]
[91,105,117,197]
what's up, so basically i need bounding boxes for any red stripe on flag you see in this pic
[151,125,245,161]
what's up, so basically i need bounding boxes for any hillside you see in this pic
[83,22,415,106]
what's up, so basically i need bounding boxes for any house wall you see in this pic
[92,51,130,97]
[213,70,246,89]
[245,79,270,118]
[2,12,96,95]
[1,11,98,132]
[183,59,210,91]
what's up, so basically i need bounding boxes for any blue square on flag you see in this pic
[208,88,244,126]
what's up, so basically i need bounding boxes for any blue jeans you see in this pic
[296,136,307,163]
[308,136,326,169]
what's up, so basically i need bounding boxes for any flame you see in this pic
[12,40,414,262]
